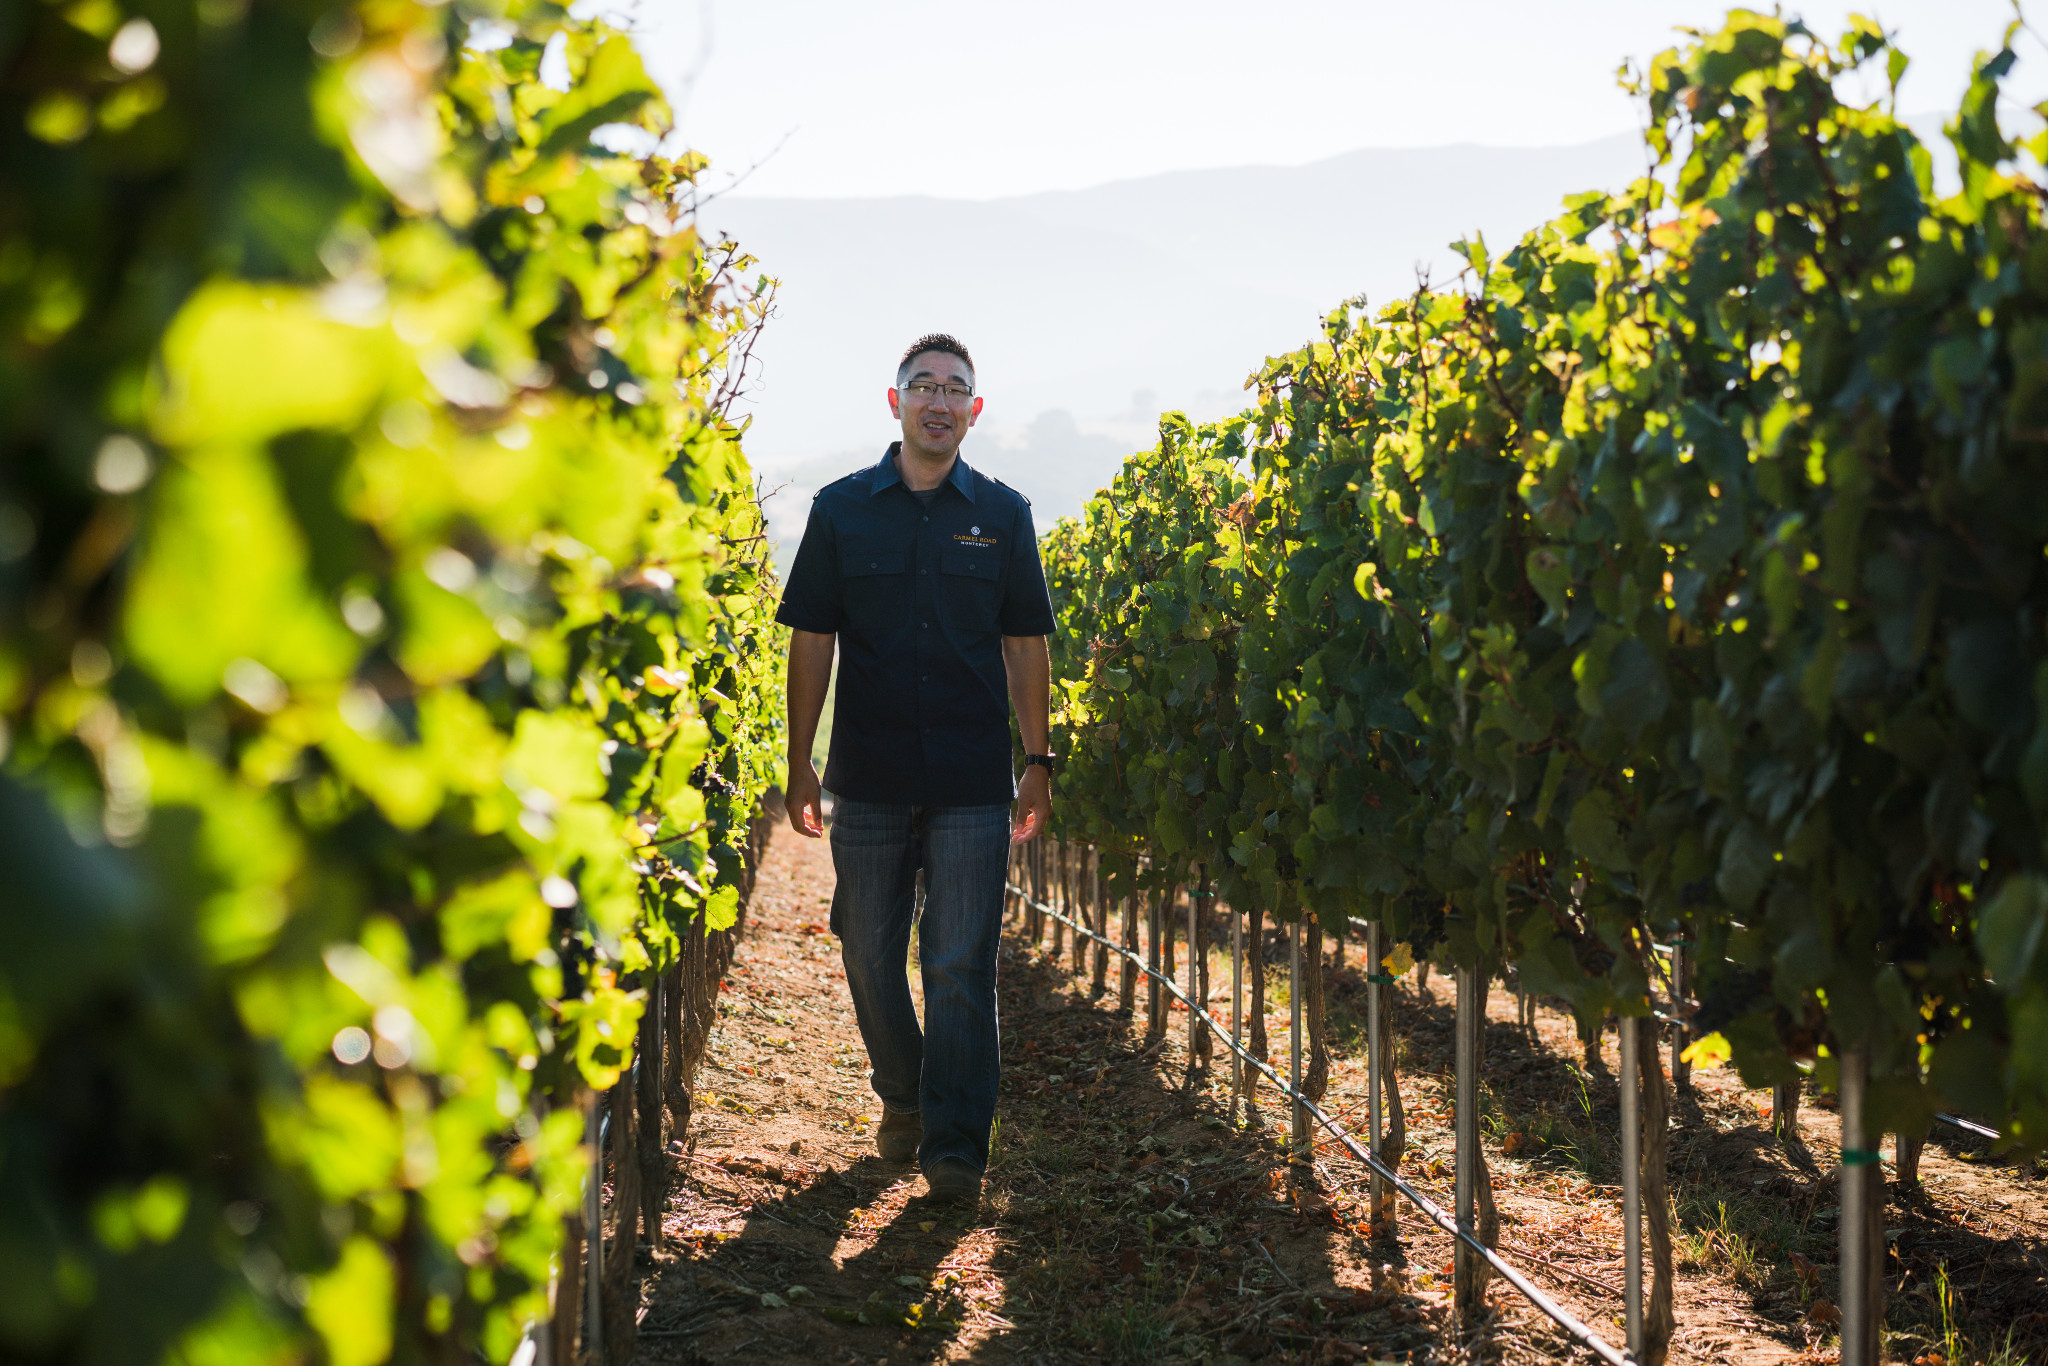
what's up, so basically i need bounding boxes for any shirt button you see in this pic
[920,568,928,575]
[922,516,929,523]
[869,561,877,568]
[921,674,929,682]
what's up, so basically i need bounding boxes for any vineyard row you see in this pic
[4,7,784,1366]
[1036,16,2048,1366]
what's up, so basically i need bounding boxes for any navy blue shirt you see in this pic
[776,445,1056,806]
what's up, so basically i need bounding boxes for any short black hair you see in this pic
[896,333,975,388]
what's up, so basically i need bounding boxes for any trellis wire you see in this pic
[1011,881,1634,1366]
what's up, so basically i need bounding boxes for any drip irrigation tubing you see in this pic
[1340,910,2006,1149]
[1014,883,1636,1366]
[1935,1112,2002,1141]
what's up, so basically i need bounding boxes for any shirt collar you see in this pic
[872,442,978,504]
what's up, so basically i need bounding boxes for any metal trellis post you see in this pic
[1840,1047,1875,1366]
[1366,920,1383,1227]
[1454,964,1479,1317]
[1290,919,1306,1153]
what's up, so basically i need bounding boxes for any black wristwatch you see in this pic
[1024,753,1058,775]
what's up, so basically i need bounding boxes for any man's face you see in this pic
[887,350,983,460]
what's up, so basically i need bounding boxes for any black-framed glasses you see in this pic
[899,380,974,403]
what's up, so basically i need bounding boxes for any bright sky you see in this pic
[622,0,2048,201]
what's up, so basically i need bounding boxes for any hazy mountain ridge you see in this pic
[707,133,1656,541]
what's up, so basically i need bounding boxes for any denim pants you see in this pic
[829,799,1010,1172]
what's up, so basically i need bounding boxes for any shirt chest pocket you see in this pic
[840,550,911,630]
[940,551,1002,631]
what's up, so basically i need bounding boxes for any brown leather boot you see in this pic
[876,1107,921,1163]
[923,1156,981,1205]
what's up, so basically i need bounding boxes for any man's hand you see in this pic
[1011,763,1050,844]
[783,629,835,838]
[786,760,825,838]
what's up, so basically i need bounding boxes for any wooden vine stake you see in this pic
[1230,902,1244,1125]
[1193,876,1213,1068]
[1145,883,1164,1037]
[1049,840,1066,961]
[1091,849,1111,995]
[1081,847,1097,978]
[1161,882,1178,1015]
[1120,875,1138,1015]
[1620,1014,1643,1358]
[1670,943,1691,1093]
[1302,916,1328,1106]
[1637,1009,1677,1365]
[584,1099,604,1363]
[1247,902,1269,1110]
[602,1071,640,1358]
[636,970,665,1270]
[1185,877,1199,1082]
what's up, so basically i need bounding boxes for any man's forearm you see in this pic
[786,629,836,771]
[1002,634,1050,753]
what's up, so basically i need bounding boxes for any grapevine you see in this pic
[1043,14,2048,1360]
[2,3,781,1364]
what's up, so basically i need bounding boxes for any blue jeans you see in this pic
[829,800,1010,1172]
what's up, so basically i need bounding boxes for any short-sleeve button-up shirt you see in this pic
[775,444,1056,806]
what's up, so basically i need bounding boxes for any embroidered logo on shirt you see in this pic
[952,530,998,547]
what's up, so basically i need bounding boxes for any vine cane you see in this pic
[1620,1014,1642,1358]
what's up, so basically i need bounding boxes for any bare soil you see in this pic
[628,824,2048,1365]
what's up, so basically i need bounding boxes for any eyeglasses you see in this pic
[899,380,974,403]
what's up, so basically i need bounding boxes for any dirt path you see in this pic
[630,825,2047,1365]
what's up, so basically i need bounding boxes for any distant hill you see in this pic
[704,132,1653,542]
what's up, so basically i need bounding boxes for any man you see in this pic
[775,334,1055,1205]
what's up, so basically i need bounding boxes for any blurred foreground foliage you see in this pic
[1045,12,2048,1156]
[1,2,783,1362]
